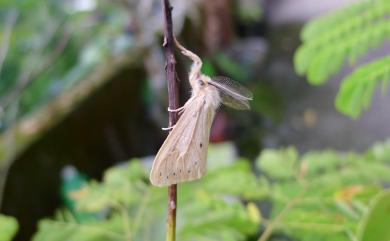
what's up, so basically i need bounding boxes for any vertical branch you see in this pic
[162,0,178,241]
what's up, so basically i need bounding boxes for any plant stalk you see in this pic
[162,0,178,241]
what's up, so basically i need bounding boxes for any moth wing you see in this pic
[150,96,215,187]
[208,76,253,110]
[219,92,251,110]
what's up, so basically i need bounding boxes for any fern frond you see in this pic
[294,0,390,81]
[335,55,390,118]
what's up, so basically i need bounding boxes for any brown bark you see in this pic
[161,0,179,240]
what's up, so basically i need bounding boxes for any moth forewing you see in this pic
[150,88,218,187]
[208,76,253,110]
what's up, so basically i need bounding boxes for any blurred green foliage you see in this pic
[30,141,390,241]
[1,1,389,241]
[294,0,390,118]
[0,1,134,127]
[257,142,390,241]
[0,0,267,135]
[0,214,18,241]
[358,191,390,241]
[215,53,250,81]
[235,0,262,22]
[335,56,390,119]
[33,143,263,241]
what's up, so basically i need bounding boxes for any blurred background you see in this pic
[0,0,389,240]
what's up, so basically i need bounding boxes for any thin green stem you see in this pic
[258,186,306,241]
[133,188,150,234]
[120,205,132,241]
[166,184,177,241]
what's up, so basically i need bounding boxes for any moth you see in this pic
[150,39,253,187]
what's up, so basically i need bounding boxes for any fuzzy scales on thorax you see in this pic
[190,74,221,110]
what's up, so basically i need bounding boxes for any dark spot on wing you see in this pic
[188,170,191,173]
[200,143,203,148]
[179,169,182,173]
[173,172,176,176]
[159,172,162,177]
[166,176,169,179]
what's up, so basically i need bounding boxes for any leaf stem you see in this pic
[258,187,306,241]
[119,204,132,240]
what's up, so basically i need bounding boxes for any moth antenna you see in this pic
[174,38,202,81]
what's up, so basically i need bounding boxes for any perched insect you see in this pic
[150,39,253,187]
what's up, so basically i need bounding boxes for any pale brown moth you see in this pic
[150,39,253,187]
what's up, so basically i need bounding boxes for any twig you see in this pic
[161,0,179,241]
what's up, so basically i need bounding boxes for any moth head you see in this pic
[190,74,211,93]
[198,75,210,87]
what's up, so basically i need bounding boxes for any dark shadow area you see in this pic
[1,67,163,240]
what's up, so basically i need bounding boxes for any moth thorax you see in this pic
[206,85,221,109]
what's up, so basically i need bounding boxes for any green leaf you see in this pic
[34,143,262,241]
[75,160,150,212]
[179,197,259,241]
[207,142,237,169]
[257,141,390,241]
[335,55,390,118]
[301,1,367,41]
[294,0,390,118]
[0,214,19,241]
[365,140,390,162]
[256,147,298,179]
[296,0,390,73]
[298,20,389,84]
[357,190,390,241]
[33,216,124,241]
[201,160,269,199]
[33,140,390,241]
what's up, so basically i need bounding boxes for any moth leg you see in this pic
[162,37,167,47]
[167,96,194,114]
[162,125,176,131]
[167,106,185,113]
